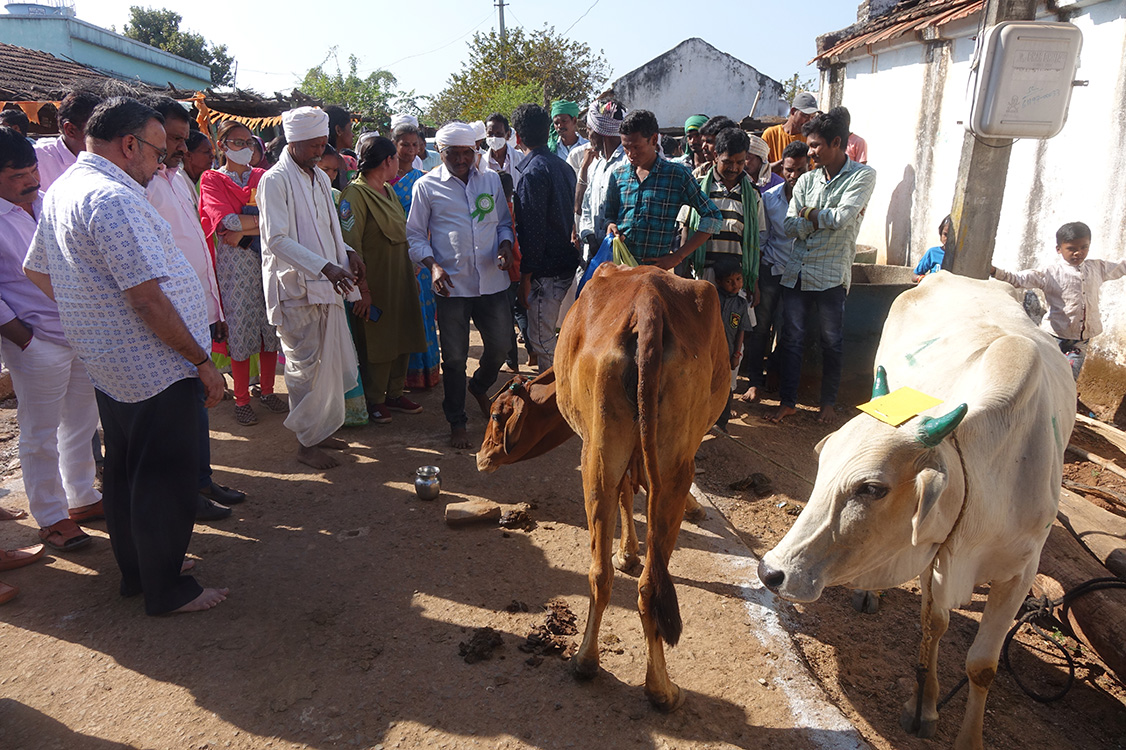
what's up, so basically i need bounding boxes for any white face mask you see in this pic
[486,136,506,151]
[225,147,253,166]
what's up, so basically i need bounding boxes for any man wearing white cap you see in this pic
[258,106,366,470]
[405,121,514,449]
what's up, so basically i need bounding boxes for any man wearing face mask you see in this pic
[258,107,366,471]
[483,112,523,189]
[143,97,245,521]
[25,97,228,615]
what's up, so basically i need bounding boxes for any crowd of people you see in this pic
[1,82,1116,612]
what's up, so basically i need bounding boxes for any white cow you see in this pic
[758,272,1075,750]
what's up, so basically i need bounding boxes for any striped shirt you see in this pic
[781,157,876,292]
[604,157,722,260]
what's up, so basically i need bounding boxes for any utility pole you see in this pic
[496,0,508,80]
[945,0,1038,279]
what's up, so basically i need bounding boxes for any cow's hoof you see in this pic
[851,589,880,614]
[570,656,599,681]
[614,552,642,574]
[899,709,938,738]
[683,505,706,523]
[646,684,686,713]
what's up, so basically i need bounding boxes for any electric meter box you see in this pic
[967,21,1083,139]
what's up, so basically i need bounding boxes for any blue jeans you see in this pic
[744,265,784,388]
[506,281,530,366]
[435,290,512,428]
[1056,337,1088,381]
[778,283,847,409]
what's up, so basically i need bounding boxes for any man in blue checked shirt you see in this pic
[769,106,876,425]
[603,110,722,270]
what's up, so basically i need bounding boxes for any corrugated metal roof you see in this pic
[813,0,984,62]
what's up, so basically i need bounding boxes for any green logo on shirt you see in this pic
[470,193,495,222]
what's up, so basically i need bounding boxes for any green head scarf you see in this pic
[548,100,580,153]
[684,114,709,132]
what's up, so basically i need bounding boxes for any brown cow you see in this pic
[483,264,729,711]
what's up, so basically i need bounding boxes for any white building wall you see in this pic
[828,1,1126,363]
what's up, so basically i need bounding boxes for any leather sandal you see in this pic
[0,581,17,605]
[0,544,45,571]
[38,518,92,552]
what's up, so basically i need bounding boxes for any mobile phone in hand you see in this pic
[368,305,383,323]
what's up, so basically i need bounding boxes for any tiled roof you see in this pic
[813,0,984,63]
[0,41,110,100]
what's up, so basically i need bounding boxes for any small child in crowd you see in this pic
[714,258,755,431]
[913,214,953,282]
[991,221,1126,380]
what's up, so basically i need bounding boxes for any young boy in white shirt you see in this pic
[991,221,1126,380]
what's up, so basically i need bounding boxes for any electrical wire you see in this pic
[562,0,601,36]
[376,11,494,70]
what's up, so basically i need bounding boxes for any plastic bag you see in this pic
[577,235,637,298]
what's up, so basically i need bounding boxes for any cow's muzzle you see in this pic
[757,559,785,592]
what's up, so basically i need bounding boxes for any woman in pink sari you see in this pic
[199,122,285,426]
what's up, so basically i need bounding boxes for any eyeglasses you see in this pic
[132,135,167,164]
[223,138,256,149]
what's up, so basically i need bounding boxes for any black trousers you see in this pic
[95,378,203,615]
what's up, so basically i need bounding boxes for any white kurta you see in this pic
[258,148,359,447]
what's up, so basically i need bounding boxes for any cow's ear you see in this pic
[912,466,948,546]
[502,397,525,455]
[813,433,832,455]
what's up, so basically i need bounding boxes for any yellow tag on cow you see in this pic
[857,387,943,426]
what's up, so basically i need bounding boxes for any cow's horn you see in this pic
[872,366,889,399]
[915,403,968,448]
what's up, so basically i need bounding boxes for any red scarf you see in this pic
[199,167,265,261]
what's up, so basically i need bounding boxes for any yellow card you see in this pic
[857,387,943,427]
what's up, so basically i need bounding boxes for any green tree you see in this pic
[300,51,402,133]
[122,7,234,87]
[476,81,545,122]
[781,73,818,104]
[428,26,609,124]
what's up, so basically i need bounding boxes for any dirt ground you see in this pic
[0,341,1124,750]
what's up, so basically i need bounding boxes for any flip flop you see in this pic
[0,581,17,605]
[0,506,27,521]
[38,518,92,552]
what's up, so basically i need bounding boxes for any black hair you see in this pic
[699,116,737,138]
[186,130,211,153]
[266,135,287,163]
[661,135,681,157]
[0,126,36,171]
[58,91,103,129]
[324,105,351,148]
[391,123,423,144]
[1056,221,1091,245]
[0,109,30,136]
[802,107,849,147]
[938,214,954,235]
[619,109,660,138]
[511,103,551,149]
[357,135,396,173]
[85,97,163,142]
[782,140,809,161]
[498,171,514,202]
[714,127,749,157]
[485,112,509,133]
[712,256,742,281]
[141,95,190,124]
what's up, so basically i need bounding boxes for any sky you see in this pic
[74,0,860,104]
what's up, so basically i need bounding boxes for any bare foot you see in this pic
[766,405,797,424]
[469,388,491,417]
[297,445,341,470]
[818,405,837,424]
[317,437,349,450]
[171,587,229,613]
[181,558,196,573]
[451,426,472,449]
[738,387,760,403]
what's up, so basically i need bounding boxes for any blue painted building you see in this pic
[0,1,212,91]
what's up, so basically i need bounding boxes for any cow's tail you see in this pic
[635,294,682,647]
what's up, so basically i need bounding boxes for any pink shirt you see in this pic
[33,137,78,191]
[847,133,868,164]
[146,165,223,323]
[0,193,67,346]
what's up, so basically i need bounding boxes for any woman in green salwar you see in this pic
[338,136,427,424]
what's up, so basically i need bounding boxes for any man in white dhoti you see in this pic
[258,107,366,470]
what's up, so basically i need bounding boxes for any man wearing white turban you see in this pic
[258,106,366,470]
[405,122,514,448]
